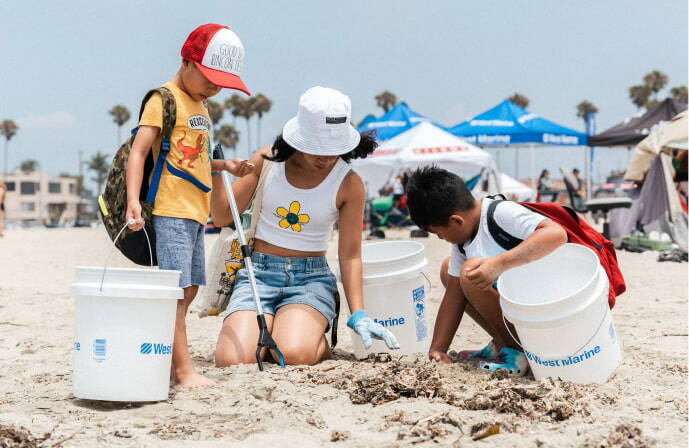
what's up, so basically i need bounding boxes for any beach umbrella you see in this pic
[625,110,688,181]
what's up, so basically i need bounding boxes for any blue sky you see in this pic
[1,0,686,189]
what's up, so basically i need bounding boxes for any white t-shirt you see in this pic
[447,198,548,277]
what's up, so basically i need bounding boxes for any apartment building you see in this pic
[3,169,84,226]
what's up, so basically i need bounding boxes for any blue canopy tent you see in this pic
[357,114,377,131]
[448,100,588,180]
[357,102,443,141]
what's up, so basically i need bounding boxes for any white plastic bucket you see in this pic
[347,241,430,359]
[497,243,622,384]
[70,266,182,401]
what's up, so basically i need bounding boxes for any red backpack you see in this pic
[477,199,626,308]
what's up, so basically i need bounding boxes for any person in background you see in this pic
[537,169,558,202]
[572,168,585,209]
[0,182,6,237]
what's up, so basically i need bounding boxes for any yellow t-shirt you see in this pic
[139,81,212,225]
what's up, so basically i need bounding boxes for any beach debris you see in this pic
[395,411,462,444]
[113,429,132,438]
[349,360,444,405]
[457,378,588,422]
[148,423,196,440]
[330,430,350,442]
[470,423,500,441]
[0,424,48,448]
[579,424,656,447]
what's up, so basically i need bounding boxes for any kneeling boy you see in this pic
[405,167,567,375]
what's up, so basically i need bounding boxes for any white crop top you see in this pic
[254,159,351,251]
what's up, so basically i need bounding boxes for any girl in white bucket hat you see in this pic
[212,86,399,366]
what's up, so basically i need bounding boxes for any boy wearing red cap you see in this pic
[126,24,253,389]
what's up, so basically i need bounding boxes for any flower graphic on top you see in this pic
[276,201,310,232]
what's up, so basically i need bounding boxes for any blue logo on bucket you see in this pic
[93,339,106,363]
[412,286,427,342]
[609,323,616,343]
[140,342,172,355]
[73,342,80,351]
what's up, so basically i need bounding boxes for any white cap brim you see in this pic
[282,116,361,156]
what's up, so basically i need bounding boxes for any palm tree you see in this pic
[629,84,652,109]
[252,94,272,148]
[224,94,244,127]
[206,99,224,133]
[576,101,599,130]
[643,70,669,94]
[109,105,131,145]
[215,125,240,155]
[670,86,688,104]
[20,159,39,173]
[234,97,256,157]
[88,152,110,194]
[629,70,670,109]
[1,120,18,177]
[508,93,530,109]
[375,91,397,113]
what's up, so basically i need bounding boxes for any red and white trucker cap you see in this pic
[181,23,250,95]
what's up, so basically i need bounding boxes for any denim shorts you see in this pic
[152,215,205,288]
[224,252,339,331]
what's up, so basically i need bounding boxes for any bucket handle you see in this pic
[421,271,432,293]
[502,306,609,363]
[99,219,153,292]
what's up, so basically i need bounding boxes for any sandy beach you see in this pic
[0,227,686,447]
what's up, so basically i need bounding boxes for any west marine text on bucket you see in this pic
[524,346,602,367]
[140,342,172,355]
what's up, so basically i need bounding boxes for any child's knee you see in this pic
[440,257,450,288]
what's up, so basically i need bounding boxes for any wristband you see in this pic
[347,310,366,329]
[211,171,221,176]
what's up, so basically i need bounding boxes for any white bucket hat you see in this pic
[282,86,361,156]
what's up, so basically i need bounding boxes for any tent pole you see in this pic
[585,146,591,201]
[515,146,519,180]
[530,143,535,187]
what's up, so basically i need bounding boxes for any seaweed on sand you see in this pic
[348,359,445,405]
[457,378,589,422]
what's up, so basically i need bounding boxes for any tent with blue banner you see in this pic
[448,100,588,146]
[357,102,438,141]
[448,100,588,180]
[357,114,377,130]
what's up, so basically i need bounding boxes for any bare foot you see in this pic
[175,370,215,389]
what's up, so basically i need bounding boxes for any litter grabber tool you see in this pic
[213,145,285,371]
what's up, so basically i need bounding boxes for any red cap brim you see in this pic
[194,61,250,95]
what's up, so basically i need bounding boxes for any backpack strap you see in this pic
[140,87,210,205]
[486,200,524,251]
[457,197,521,256]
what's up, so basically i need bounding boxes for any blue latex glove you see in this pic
[347,310,400,350]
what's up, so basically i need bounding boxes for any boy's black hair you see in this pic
[264,131,378,163]
[405,166,475,230]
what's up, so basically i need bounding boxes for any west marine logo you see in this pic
[140,342,171,355]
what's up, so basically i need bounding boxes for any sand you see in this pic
[0,227,686,447]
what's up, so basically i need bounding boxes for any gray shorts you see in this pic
[152,215,205,288]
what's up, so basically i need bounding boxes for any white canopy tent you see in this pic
[353,121,498,197]
[499,172,536,202]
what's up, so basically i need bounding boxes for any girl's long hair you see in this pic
[264,131,378,163]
